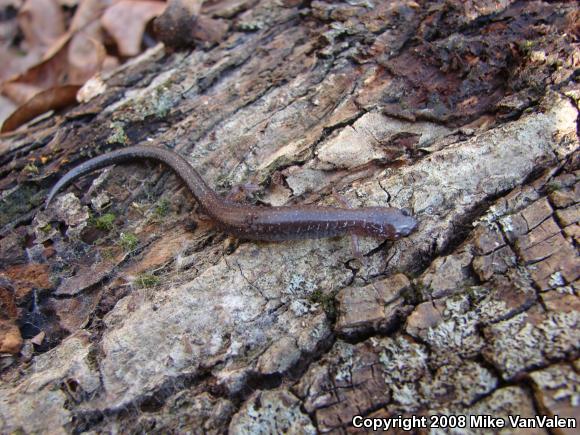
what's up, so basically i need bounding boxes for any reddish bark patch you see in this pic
[0,263,51,301]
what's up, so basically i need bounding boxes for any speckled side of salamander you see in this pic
[45,146,418,241]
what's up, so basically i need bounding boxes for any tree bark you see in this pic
[1,1,578,433]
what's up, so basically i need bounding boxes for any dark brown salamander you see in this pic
[45,146,417,241]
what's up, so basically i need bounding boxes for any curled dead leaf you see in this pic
[1,0,108,132]
[18,0,65,48]
[101,0,166,57]
[0,44,43,84]
[69,0,109,32]
[1,0,213,133]
[41,0,106,61]
[0,96,17,128]
[1,85,80,133]
[2,82,43,105]
[68,31,107,84]
[2,42,70,97]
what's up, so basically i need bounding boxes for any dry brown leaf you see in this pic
[18,0,65,48]
[1,85,80,132]
[68,28,106,83]
[1,1,107,124]
[1,43,70,99]
[1,82,42,105]
[41,31,72,62]
[1,29,104,130]
[0,95,17,128]
[0,2,31,81]
[0,0,168,132]
[102,0,166,57]
[0,45,42,83]
[42,0,107,61]
[69,0,110,33]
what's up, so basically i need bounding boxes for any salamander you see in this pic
[45,146,418,241]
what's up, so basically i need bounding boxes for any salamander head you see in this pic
[359,207,418,240]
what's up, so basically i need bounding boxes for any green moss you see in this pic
[154,198,170,218]
[131,86,174,120]
[106,122,129,145]
[89,213,117,231]
[135,273,161,288]
[99,246,117,260]
[464,286,489,305]
[119,232,139,252]
[546,181,563,193]
[86,347,100,370]
[39,223,53,233]
[0,184,40,226]
[518,40,535,54]
[30,189,46,207]
[23,163,39,174]
[150,87,173,118]
[401,283,425,305]
[309,289,337,320]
